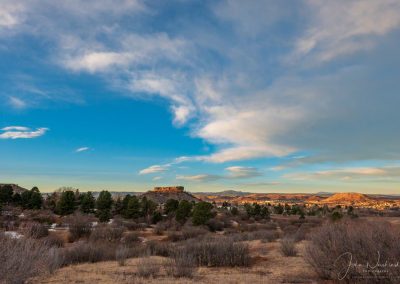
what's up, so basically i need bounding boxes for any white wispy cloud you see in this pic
[176,174,220,182]
[139,164,170,175]
[0,2,24,29]
[153,176,162,181]
[1,126,30,131]
[9,96,27,109]
[225,166,261,178]
[75,147,90,153]
[291,0,400,63]
[175,166,262,182]
[0,126,48,139]
[285,166,400,181]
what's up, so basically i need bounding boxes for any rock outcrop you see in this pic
[141,186,199,204]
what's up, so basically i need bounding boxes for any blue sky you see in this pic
[1,0,400,193]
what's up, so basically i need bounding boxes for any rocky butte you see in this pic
[141,186,199,204]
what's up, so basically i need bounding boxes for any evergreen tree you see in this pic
[96,190,113,222]
[44,192,58,211]
[113,196,124,215]
[260,206,270,219]
[175,200,193,224]
[21,190,32,209]
[125,196,141,219]
[0,185,14,205]
[56,190,76,215]
[80,192,95,213]
[12,192,22,206]
[151,211,162,224]
[231,206,239,216]
[74,189,81,208]
[97,209,111,222]
[253,203,261,216]
[331,211,343,222]
[29,187,43,209]
[192,201,214,226]
[164,199,179,215]
[141,197,157,218]
[121,194,131,217]
[274,203,284,214]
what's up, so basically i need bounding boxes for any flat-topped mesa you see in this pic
[153,186,184,193]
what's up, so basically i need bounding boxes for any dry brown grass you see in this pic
[0,234,61,284]
[305,219,400,282]
[280,237,298,256]
[34,239,318,284]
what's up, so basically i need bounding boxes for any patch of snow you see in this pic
[4,231,23,239]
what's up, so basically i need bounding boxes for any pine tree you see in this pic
[175,200,193,224]
[164,199,179,215]
[56,190,76,215]
[80,192,95,213]
[96,190,113,222]
[126,196,141,219]
[192,201,214,226]
[29,187,43,209]
[0,185,14,205]
[113,196,124,215]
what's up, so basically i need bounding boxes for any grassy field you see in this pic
[36,240,318,284]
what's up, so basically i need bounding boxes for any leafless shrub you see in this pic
[30,210,57,224]
[146,241,173,257]
[46,247,64,274]
[89,225,124,243]
[206,218,224,232]
[252,230,279,242]
[116,245,129,266]
[239,222,277,232]
[165,249,197,278]
[0,233,61,284]
[22,222,49,239]
[155,219,181,231]
[216,213,234,228]
[137,257,160,278]
[259,221,278,230]
[62,241,117,265]
[305,220,400,282]
[293,223,314,242]
[228,230,279,242]
[153,223,164,235]
[123,221,147,231]
[167,231,182,242]
[282,224,299,237]
[182,237,251,267]
[42,233,65,248]
[67,214,92,242]
[122,231,140,246]
[289,219,306,226]
[167,226,209,242]
[280,237,297,256]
